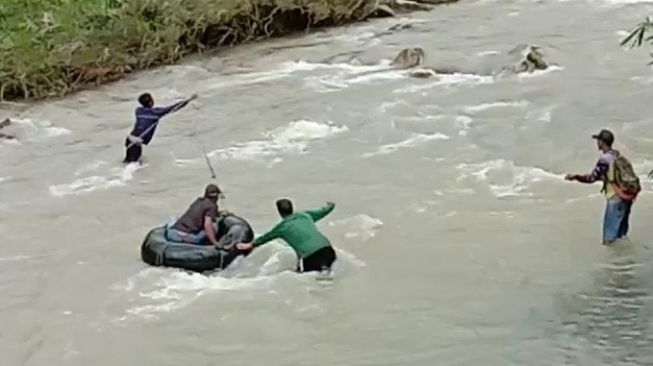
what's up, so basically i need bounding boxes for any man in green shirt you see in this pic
[236,199,337,273]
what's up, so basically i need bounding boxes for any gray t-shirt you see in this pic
[172,197,218,234]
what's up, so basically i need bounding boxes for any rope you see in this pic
[190,103,217,179]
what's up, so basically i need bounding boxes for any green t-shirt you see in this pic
[252,203,335,258]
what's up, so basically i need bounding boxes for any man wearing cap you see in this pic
[167,184,226,246]
[565,129,634,245]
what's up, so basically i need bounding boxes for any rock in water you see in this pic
[373,4,397,17]
[495,44,550,76]
[391,47,425,68]
[0,118,16,140]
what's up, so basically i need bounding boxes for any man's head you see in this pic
[138,93,154,108]
[592,129,614,151]
[204,183,223,202]
[275,198,293,218]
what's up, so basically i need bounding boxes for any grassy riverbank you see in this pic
[0,0,458,102]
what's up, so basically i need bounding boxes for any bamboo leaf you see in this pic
[620,27,643,47]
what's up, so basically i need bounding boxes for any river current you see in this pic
[2,0,653,365]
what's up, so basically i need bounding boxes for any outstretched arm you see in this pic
[251,224,282,248]
[152,94,197,117]
[565,157,609,184]
[304,202,335,222]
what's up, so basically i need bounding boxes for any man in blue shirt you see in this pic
[123,92,197,163]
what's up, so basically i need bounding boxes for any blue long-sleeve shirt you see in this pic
[574,150,618,199]
[129,100,188,144]
[575,150,616,184]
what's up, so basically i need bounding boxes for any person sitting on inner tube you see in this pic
[167,184,228,246]
[236,199,337,273]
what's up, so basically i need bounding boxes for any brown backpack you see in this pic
[611,150,641,199]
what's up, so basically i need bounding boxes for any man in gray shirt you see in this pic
[168,184,225,245]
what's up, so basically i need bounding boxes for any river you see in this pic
[3,0,653,365]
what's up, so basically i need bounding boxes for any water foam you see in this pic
[204,120,348,161]
[300,59,405,91]
[304,75,350,93]
[74,160,109,177]
[344,69,406,85]
[123,268,273,319]
[564,192,603,204]
[463,100,530,114]
[49,163,142,197]
[630,75,653,85]
[330,30,378,45]
[393,73,495,94]
[362,133,450,158]
[3,118,71,143]
[477,50,501,56]
[377,99,412,114]
[202,68,298,91]
[526,107,553,123]
[282,59,391,74]
[455,116,474,136]
[596,0,653,5]
[111,244,365,321]
[329,214,384,242]
[0,139,20,146]
[202,58,397,94]
[335,248,367,268]
[109,268,276,320]
[631,159,653,193]
[516,65,563,79]
[0,255,31,262]
[456,159,562,198]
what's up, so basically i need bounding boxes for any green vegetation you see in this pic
[621,16,653,63]
[1,0,416,101]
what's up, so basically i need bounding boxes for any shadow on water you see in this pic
[552,241,653,365]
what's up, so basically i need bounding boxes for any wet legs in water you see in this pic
[603,196,632,245]
[123,137,142,164]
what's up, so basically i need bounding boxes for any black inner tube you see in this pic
[140,214,255,272]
